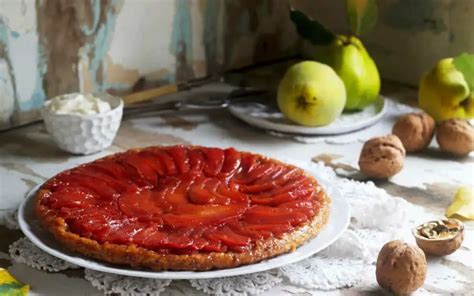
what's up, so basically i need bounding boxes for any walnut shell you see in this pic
[392,112,435,152]
[413,219,464,256]
[358,135,406,179]
[376,240,427,295]
[436,119,474,156]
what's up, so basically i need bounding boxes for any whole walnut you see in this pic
[392,112,435,152]
[358,135,405,179]
[376,240,427,295]
[436,119,474,156]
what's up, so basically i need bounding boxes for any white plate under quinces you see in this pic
[18,173,350,280]
[228,96,386,135]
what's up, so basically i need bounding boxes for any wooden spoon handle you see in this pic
[122,84,179,105]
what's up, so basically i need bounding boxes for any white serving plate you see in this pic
[228,96,386,135]
[18,173,349,280]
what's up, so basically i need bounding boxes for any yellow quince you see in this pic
[419,58,474,122]
[277,61,346,126]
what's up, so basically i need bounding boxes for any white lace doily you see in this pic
[280,230,369,290]
[9,237,79,272]
[190,270,283,296]
[85,269,172,296]
[6,160,411,295]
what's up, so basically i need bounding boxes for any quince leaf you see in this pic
[290,9,335,46]
[346,0,378,36]
[0,268,29,296]
[446,186,474,221]
[453,53,474,91]
[0,283,25,296]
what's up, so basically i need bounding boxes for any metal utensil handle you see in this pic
[178,97,229,110]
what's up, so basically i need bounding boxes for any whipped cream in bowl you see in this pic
[46,93,112,115]
[42,93,123,155]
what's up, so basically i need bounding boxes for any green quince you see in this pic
[314,35,381,111]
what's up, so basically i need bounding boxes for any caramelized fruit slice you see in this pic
[201,240,225,252]
[106,221,146,245]
[188,149,205,172]
[207,227,251,247]
[216,181,249,203]
[244,205,308,226]
[219,148,241,177]
[236,162,278,184]
[43,187,96,209]
[167,146,190,174]
[133,226,168,250]
[162,203,247,228]
[151,149,177,175]
[256,166,287,182]
[238,167,299,193]
[66,209,118,242]
[251,185,315,206]
[119,152,165,185]
[257,175,309,197]
[57,173,121,199]
[202,147,225,176]
[75,169,129,192]
[86,161,134,184]
[118,189,164,223]
[239,153,259,174]
[187,179,213,204]
[203,179,231,204]
[239,182,275,194]
[188,178,248,205]
[187,178,224,204]
[239,223,294,239]
[163,174,198,205]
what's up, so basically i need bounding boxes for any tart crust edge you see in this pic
[35,190,330,271]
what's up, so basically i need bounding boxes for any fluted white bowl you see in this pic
[41,93,123,155]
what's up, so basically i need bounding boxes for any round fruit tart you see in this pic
[36,145,330,271]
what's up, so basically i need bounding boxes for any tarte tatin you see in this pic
[36,145,330,271]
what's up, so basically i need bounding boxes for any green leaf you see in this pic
[453,52,474,91]
[0,282,24,296]
[346,0,378,35]
[290,9,335,46]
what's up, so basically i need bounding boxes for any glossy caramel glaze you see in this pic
[36,146,325,255]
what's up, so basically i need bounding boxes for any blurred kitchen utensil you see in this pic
[123,88,269,117]
[122,76,217,105]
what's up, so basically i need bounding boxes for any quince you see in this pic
[315,35,381,111]
[419,58,474,122]
[277,61,346,126]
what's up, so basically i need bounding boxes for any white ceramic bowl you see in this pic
[41,93,123,155]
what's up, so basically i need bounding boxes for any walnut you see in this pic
[376,240,427,295]
[413,218,464,256]
[358,135,405,179]
[436,119,474,156]
[392,112,435,152]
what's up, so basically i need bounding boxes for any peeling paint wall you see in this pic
[0,0,473,129]
[0,0,305,129]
